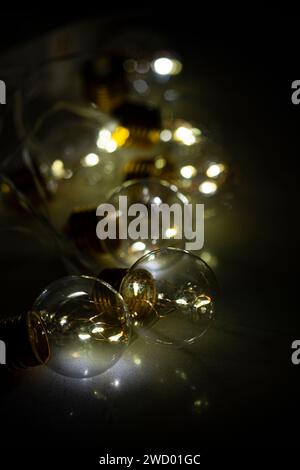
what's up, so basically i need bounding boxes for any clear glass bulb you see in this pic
[102,178,189,266]
[32,276,131,378]
[170,137,234,218]
[26,102,125,230]
[120,247,218,347]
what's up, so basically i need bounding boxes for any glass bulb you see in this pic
[26,102,124,230]
[169,136,234,218]
[102,178,189,266]
[32,276,131,378]
[120,248,218,347]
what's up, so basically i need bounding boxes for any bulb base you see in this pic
[0,311,50,369]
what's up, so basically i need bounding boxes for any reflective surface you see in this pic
[33,276,131,378]
[0,12,299,451]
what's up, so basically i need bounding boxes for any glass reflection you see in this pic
[120,247,218,347]
[33,276,131,378]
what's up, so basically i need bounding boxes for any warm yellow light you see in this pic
[192,127,202,136]
[97,126,129,153]
[111,126,130,147]
[194,295,211,308]
[78,333,91,341]
[91,326,104,334]
[109,332,123,342]
[148,130,160,143]
[199,181,218,195]
[131,241,146,253]
[97,129,116,153]
[176,298,188,305]
[153,57,173,75]
[180,165,197,179]
[153,196,162,205]
[206,163,225,178]
[152,57,182,75]
[174,126,196,146]
[97,129,111,149]
[52,159,65,178]
[165,227,177,238]
[160,129,172,142]
[59,316,68,326]
[106,140,118,153]
[81,153,99,167]
[155,157,167,169]
[133,356,142,366]
[71,352,81,358]
[133,281,140,296]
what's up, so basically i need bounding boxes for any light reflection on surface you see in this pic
[133,355,142,366]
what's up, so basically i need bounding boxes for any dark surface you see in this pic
[0,10,299,457]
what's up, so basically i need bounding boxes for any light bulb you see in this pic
[119,248,218,347]
[26,102,124,229]
[64,162,176,264]
[83,54,128,113]
[171,136,234,217]
[0,311,50,369]
[112,101,161,147]
[102,178,189,266]
[32,276,131,378]
[0,184,130,376]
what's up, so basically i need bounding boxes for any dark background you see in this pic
[0,8,299,463]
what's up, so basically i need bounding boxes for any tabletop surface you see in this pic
[0,13,299,450]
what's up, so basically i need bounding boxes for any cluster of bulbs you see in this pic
[0,49,224,379]
[1,247,217,378]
